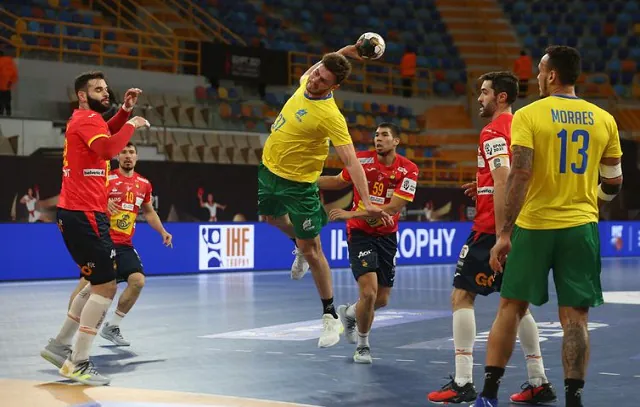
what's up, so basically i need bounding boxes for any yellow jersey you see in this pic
[511,95,622,230]
[262,76,352,183]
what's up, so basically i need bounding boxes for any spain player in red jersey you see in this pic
[61,142,172,347]
[428,72,556,404]
[40,71,149,386]
[318,122,418,363]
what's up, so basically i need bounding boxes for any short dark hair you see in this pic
[377,122,401,139]
[545,45,581,86]
[125,142,137,152]
[478,71,519,105]
[74,71,106,94]
[321,53,352,85]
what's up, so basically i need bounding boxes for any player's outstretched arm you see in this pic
[318,175,352,190]
[90,116,149,159]
[598,156,623,208]
[501,145,533,237]
[142,202,172,248]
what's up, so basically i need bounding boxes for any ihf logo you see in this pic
[199,225,255,270]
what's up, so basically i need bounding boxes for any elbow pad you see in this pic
[598,183,622,201]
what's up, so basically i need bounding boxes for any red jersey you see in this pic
[473,113,513,234]
[341,151,418,235]
[58,109,112,212]
[107,170,153,246]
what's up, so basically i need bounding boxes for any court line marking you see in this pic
[599,372,621,376]
[430,361,448,364]
[396,359,415,362]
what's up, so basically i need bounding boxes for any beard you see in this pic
[87,95,110,113]
[480,101,496,118]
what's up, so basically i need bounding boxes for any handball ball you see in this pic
[356,32,385,60]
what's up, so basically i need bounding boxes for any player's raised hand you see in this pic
[462,181,477,201]
[489,235,511,273]
[339,44,364,61]
[127,116,150,130]
[123,88,142,111]
[162,230,173,248]
[329,208,353,221]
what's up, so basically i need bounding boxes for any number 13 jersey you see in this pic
[511,95,622,230]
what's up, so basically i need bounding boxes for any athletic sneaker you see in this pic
[353,346,372,364]
[59,358,111,386]
[100,322,130,346]
[337,304,357,344]
[318,313,343,348]
[40,338,72,368]
[290,248,310,280]
[428,376,478,404]
[510,382,557,405]
[470,396,498,406]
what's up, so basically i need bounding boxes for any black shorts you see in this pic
[57,208,116,286]
[453,230,502,296]
[115,245,144,284]
[348,230,397,287]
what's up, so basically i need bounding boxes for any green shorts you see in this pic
[257,163,328,240]
[501,222,603,308]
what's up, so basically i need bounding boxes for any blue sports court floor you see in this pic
[1,258,639,406]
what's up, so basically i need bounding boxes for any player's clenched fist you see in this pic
[123,88,142,111]
[126,116,150,129]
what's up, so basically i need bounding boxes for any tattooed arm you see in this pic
[500,145,534,237]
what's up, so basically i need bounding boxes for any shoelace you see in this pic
[111,326,124,339]
[356,347,370,356]
[76,360,100,376]
[438,375,456,390]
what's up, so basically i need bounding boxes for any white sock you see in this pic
[346,303,357,320]
[56,284,92,346]
[518,312,548,387]
[356,328,369,347]
[72,294,112,363]
[453,308,475,387]
[110,309,126,327]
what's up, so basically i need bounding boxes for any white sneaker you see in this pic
[318,313,343,348]
[100,322,131,346]
[290,248,310,280]
[353,346,373,364]
[59,358,111,386]
[337,304,357,344]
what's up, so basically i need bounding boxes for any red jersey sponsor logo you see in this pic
[473,113,513,235]
[108,170,152,246]
[341,151,418,236]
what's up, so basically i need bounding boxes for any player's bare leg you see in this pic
[68,277,90,310]
[559,306,589,407]
[296,235,342,347]
[101,273,145,346]
[266,214,309,280]
[479,297,528,401]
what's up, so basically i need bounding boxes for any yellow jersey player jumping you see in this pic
[472,46,623,407]
[259,43,391,348]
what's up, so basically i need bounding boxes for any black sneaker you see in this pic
[510,382,557,405]
[427,375,478,404]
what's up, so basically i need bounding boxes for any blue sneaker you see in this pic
[471,396,498,406]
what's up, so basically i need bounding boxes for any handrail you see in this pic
[4,11,200,74]
[89,0,174,59]
[164,0,246,46]
[289,52,433,96]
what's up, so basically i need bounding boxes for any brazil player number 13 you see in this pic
[557,128,589,174]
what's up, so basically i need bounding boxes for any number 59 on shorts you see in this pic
[557,129,589,174]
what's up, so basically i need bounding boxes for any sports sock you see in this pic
[518,313,548,387]
[109,309,126,327]
[481,366,505,400]
[453,308,475,387]
[322,297,337,318]
[357,328,370,347]
[565,379,584,407]
[56,284,91,346]
[71,294,112,363]
[346,303,356,319]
